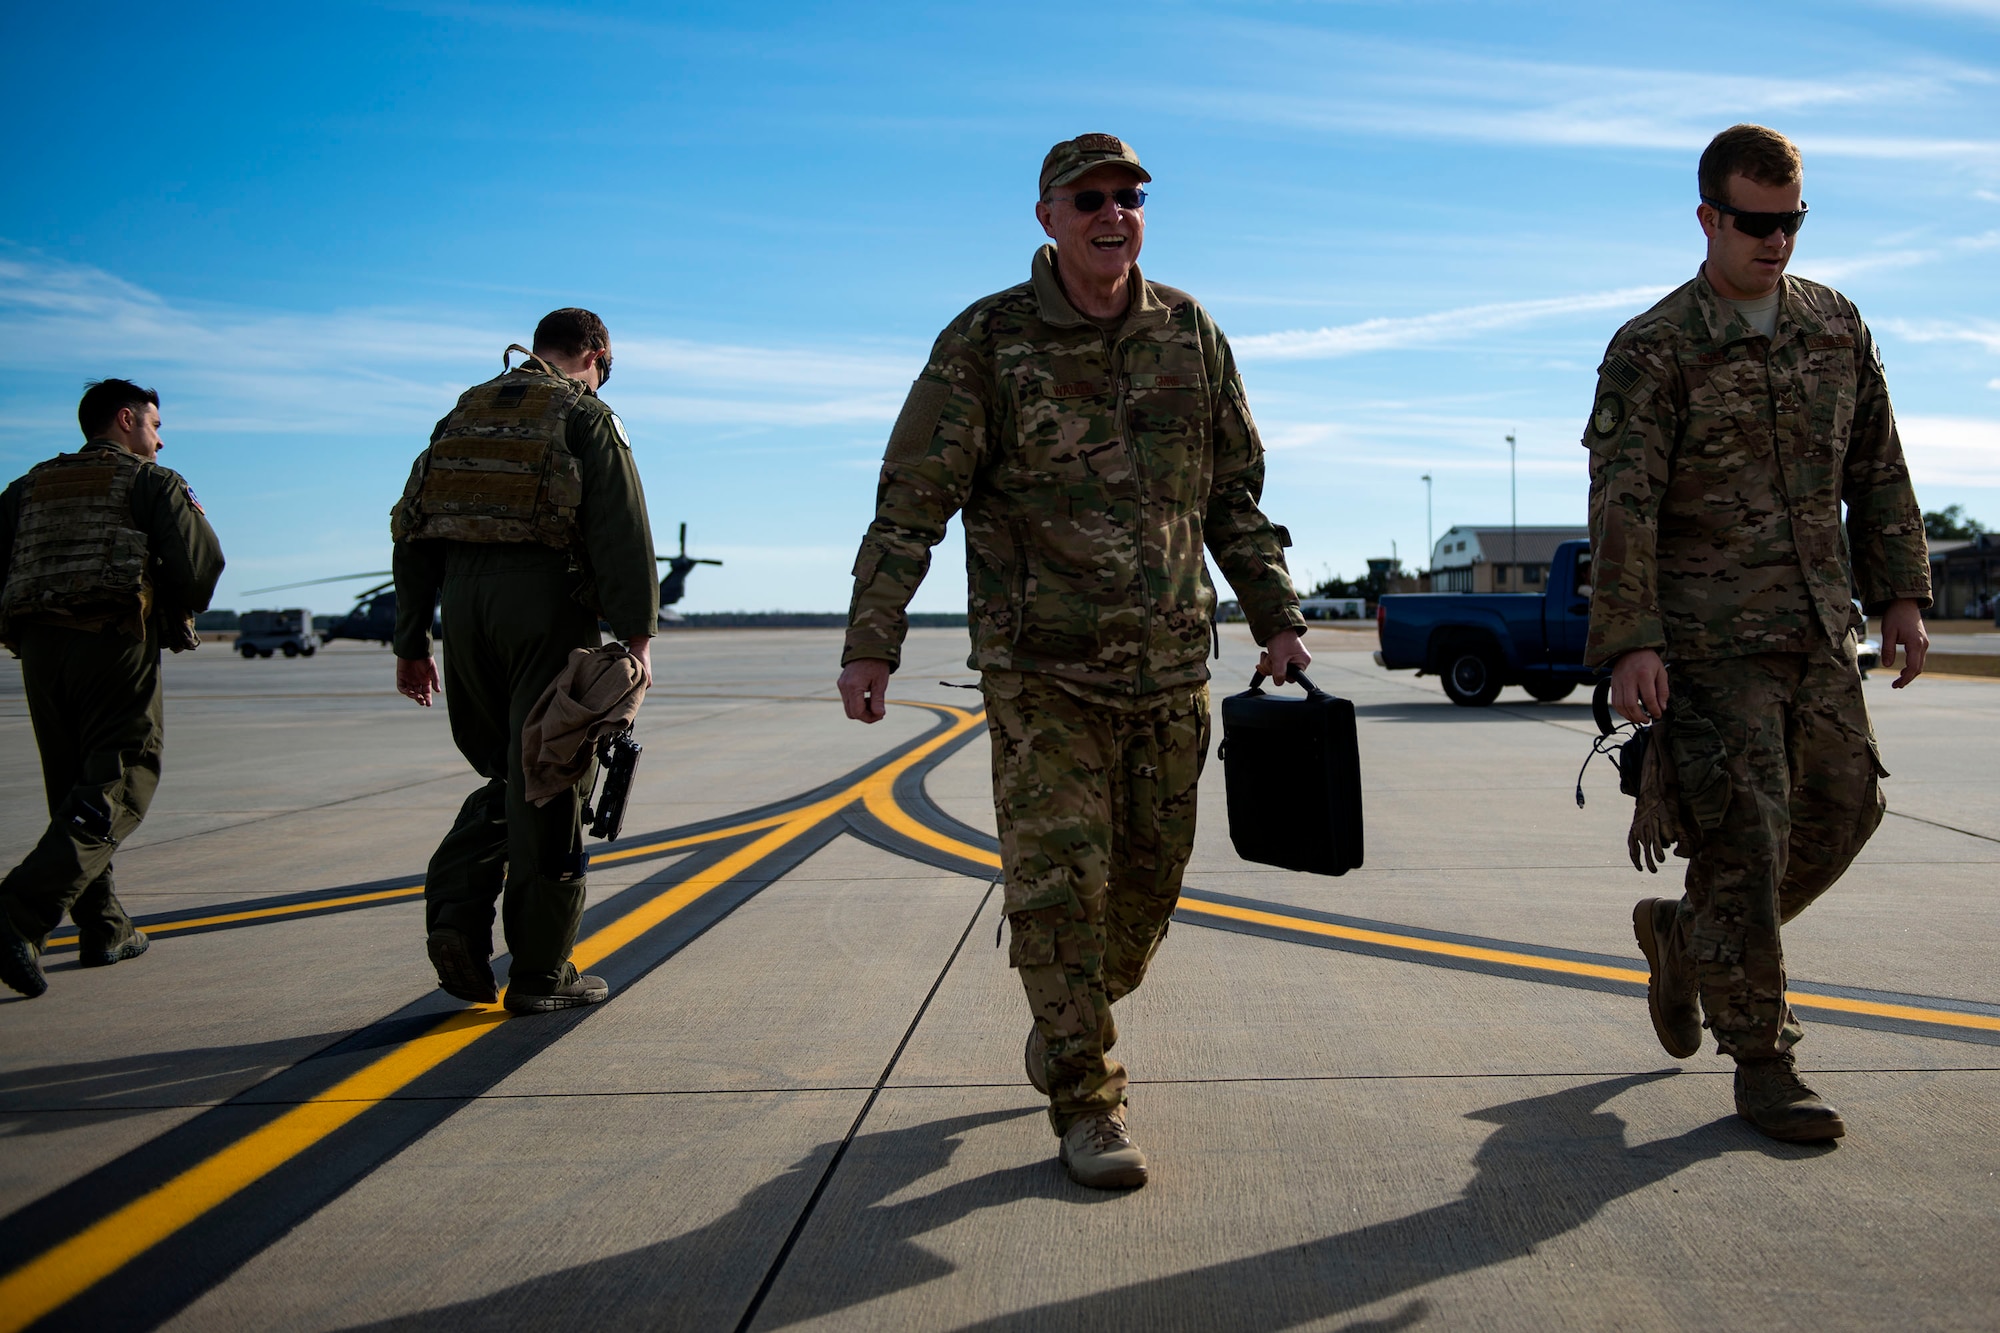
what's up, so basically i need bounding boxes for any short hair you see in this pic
[532,307,610,358]
[77,379,159,440]
[1699,124,1802,205]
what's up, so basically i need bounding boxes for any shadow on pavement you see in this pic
[944,1072,1823,1333]
[336,1073,1823,1332]
[336,1105,1049,1333]
[0,1032,356,1135]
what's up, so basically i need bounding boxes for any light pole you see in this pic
[1505,432,1518,579]
[1420,473,1433,571]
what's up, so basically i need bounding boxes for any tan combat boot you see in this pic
[1025,1026,1050,1096]
[1735,1054,1846,1142]
[1633,897,1702,1058]
[1059,1105,1148,1189]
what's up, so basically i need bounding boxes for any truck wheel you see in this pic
[239,642,257,659]
[282,642,299,658]
[1442,648,1504,707]
[301,643,316,657]
[1525,680,1576,703]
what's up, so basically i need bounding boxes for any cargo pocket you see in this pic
[1865,735,1890,780]
[850,544,882,593]
[1007,907,1058,968]
[1669,710,1732,832]
[1857,735,1888,846]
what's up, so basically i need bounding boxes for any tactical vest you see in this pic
[0,446,153,641]
[392,347,587,550]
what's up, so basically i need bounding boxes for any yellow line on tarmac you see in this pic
[45,820,780,949]
[48,887,427,947]
[1177,898,1644,983]
[870,790,2000,1040]
[0,700,980,1333]
[0,1007,506,1333]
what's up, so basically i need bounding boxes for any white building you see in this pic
[1428,525,1588,593]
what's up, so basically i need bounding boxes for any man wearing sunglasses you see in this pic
[391,307,658,1015]
[837,133,1309,1188]
[1582,124,1931,1142]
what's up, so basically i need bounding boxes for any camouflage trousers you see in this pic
[1666,638,1885,1059]
[981,669,1211,1135]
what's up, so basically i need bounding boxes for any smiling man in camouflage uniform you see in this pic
[836,135,1309,1188]
[1584,125,1931,1142]
[0,379,224,998]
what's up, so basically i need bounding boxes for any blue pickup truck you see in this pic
[1374,538,1600,706]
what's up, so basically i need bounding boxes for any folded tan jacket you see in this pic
[522,643,648,807]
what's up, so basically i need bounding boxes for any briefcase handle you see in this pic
[1247,668,1327,697]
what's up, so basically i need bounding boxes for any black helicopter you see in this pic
[241,571,409,645]
[658,523,722,613]
[240,523,719,642]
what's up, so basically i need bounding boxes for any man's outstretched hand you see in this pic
[1878,598,1928,689]
[1258,628,1311,686]
[396,655,441,708]
[838,658,891,723]
[1610,648,1669,725]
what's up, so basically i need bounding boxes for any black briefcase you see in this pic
[1218,669,1364,876]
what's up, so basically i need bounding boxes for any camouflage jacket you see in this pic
[392,368,658,659]
[842,245,1304,694]
[1583,267,1929,666]
[0,441,224,650]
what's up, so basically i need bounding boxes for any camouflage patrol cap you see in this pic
[1039,133,1151,196]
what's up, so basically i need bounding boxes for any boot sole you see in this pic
[0,931,48,998]
[1633,899,1702,1060]
[78,930,150,969]
[503,986,609,1014]
[1737,1105,1847,1142]
[427,930,498,1005]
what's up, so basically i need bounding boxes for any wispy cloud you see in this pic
[0,249,912,442]
[1179,25,2000,166]
[1873,0,2000,20]
[1885,315,2000,354]
[1806,230,2000,281]
[1236,287,1669,362]
[1900,415,2000,486]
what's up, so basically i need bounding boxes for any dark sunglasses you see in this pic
[1052,187,1147,213]
[594,349,612,387]
[1702,195,1808,239]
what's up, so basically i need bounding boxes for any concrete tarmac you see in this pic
[1,626,1996,1331]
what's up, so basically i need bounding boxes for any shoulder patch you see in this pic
[184,482,204,514]
[609,412,630,448]
[1590,390,1627,439]
[1600,353,1644,394]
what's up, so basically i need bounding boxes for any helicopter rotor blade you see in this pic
[242,571,394,595]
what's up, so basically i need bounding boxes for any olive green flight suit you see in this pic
[393,368,657,997]
[0,442,225,949]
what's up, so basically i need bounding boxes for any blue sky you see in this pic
[3,1,1997,615]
